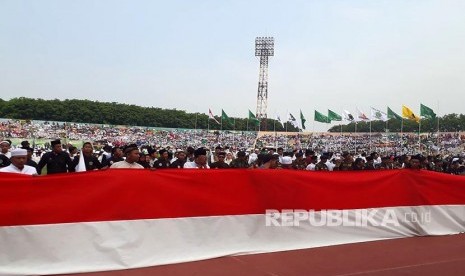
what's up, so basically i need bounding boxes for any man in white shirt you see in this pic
[110,146,144,169]
[184,148,210,169]
[0,148,38,175]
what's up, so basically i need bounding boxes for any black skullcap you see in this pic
[194,148,207,157]
[51,139,61,147]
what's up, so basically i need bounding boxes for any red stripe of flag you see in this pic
[1,170,465,226]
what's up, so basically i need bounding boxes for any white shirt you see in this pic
[326,161,336,171]
[110,160,144,169]
[0,164,37,175]
[306,163,316,171]
[0,152,11,158]
[183,161,209,169]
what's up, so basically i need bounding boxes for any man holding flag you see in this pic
[70,142,102,172]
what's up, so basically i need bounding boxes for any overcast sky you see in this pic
[1,0,465,131]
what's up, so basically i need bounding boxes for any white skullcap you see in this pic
[10,148,27,157]
[0,140,10,145]
[282,156,293,165]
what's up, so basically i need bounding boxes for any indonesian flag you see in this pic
[1,170,465,275]
[356,108,370,122]
[208,109,220,124]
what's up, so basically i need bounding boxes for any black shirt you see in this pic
[210,161,230,169]
[0,154,10,168]
[102,156,124,168]
[70,155,102,172]
[170,159,186,168]
[37,151,73,175]
[27,159,39,174]
[153,158,171,169]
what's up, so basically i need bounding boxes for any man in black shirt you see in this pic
[102,146,124,168]
[153,149,171,169]
[210,152,230,169]
[0,154,10,168]
[70,142,102,172]
[170,150,187,168]
[37,139,73,175]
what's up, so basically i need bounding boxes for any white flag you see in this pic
[208,109,220,124]
[343,110,354,122]
[276,114,283,126]
[288,113,299,128]
[75,152,86,172]
[370,107,388,122]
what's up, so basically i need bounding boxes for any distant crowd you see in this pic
[1,118,465,175]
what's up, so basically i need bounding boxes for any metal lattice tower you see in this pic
[255,37,274,129]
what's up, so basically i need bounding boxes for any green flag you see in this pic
[221,109,231,124]
[248,110,260,126]
[300,110,306,129]
[387,107,402,120]
[420,104,436,119]
[328,109,342,121]
[314,110,330,123]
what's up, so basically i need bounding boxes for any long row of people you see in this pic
[1,138,464,176]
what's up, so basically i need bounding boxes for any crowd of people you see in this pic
[1,118,465,176]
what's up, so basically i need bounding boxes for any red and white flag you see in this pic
[356,108,370,122]
[209,109,220,124]
[1,170,465,275]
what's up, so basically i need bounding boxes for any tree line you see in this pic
[0,97,298,132]
[1,98,463,133]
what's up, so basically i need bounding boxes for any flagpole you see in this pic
[233,118,236,148]
[369,120,372,153]
[418,119,421,153]
[385,120,388,156]
[437,100,440,151]
[400,118,404,155]
[354,121,357,154]
[273,118,277,149]
[339,123,342,152]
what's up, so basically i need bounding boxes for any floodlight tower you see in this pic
[255,37,274,130]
